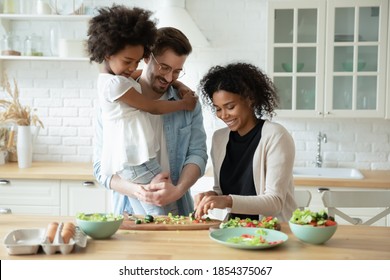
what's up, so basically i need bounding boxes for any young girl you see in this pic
[87,5,197,215]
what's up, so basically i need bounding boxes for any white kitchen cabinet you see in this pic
[0,178,61,215]
[268,0,388,118]
[0,14,89,61]
[295,186,388,226]
[0,177,111,216]
[386,16,390,120]
[60,180,111,216]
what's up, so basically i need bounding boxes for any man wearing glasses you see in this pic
[93,27,208,216]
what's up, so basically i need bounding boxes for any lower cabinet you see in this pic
[295,186,389,226]
[0,178,111,216]
[60,180,111,216]
[0,179,61,215]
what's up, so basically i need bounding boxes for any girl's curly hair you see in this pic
[87,5,157,63]
[198,62,279,119]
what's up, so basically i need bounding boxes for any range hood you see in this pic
[154,0,210,47]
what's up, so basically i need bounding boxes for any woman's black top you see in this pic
[220,120,264,220]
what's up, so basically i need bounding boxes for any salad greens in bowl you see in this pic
[289,209,337,244]
[76,213,124,239]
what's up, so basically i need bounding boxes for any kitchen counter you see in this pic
[0,162,95,180]
[1,162,389,189]
[293,170,390,189]
[1,214,389,260]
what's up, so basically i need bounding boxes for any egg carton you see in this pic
[4,223,87,255]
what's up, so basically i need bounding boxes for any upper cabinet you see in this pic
[267,0,389,118]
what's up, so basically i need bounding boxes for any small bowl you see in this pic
[342,60,366,71]
[289,221,337,244]
[282,62,304,72]
[76,213,124,240]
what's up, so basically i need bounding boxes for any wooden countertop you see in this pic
[0,162,94,180]
[293,170,390,189]
[0,162,389,188]
[1,214,389,260]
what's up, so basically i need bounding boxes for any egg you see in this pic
[61,222,75,244]
[46,222,59,243]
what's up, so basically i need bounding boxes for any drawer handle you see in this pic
[0,179,10,185]
[317,187,330,193]
[83,181,95,187]
[0,208,12,214]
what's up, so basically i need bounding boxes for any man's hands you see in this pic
[134,164,201,211]
[135,172,182,207]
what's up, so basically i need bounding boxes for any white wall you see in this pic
[1,0,389,170]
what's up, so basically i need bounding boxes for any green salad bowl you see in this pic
[289,221,337,244]
[76,213,124,239]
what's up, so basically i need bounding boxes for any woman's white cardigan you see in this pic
[211,120,297,222]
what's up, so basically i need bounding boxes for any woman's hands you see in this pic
[194,191,232,219]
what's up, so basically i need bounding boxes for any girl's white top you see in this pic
[98,73,159,175]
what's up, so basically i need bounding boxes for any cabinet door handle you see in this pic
[0,179,10,185]
[317,187,330,193]
[0,208,12,214]
[82,181,95,187]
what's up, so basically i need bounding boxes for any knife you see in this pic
[189,209,196,221]
[222,212,231,223]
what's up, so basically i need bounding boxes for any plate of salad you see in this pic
[209,227,288,250]
[219,216,281,230]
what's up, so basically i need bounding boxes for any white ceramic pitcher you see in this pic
[16,125,40,168]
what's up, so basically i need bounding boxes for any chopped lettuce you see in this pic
[76,213,123,222]
[220,216,280,229]
[227,229,269,246]
[290,209,332,225]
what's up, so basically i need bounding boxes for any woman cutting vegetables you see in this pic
[195,62,297,222]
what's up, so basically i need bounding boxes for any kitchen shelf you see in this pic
[0,55,89,61]
[0,14,91,21]
[0,14,90,62]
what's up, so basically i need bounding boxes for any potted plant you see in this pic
[0,73,44,167]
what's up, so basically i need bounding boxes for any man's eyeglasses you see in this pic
[150,53,185,79]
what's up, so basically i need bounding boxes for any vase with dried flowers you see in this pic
[0,73,44,168]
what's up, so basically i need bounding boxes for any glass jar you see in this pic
[3,0,16,14]
[31,34,43,56]
[36,0,52,15]
[24,36,32,56]
[1,33,21,56]
[24,34,43,56]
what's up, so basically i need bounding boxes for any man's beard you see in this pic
[152,74,170,94]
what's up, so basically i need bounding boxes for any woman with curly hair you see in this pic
[195,62,297,222]
[87,5,197,215]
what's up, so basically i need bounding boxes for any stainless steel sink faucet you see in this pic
[315,132,327,167]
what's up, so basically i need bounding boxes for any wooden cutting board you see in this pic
[119,214,221,231]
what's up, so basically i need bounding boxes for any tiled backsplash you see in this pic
[0,0,389,170]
